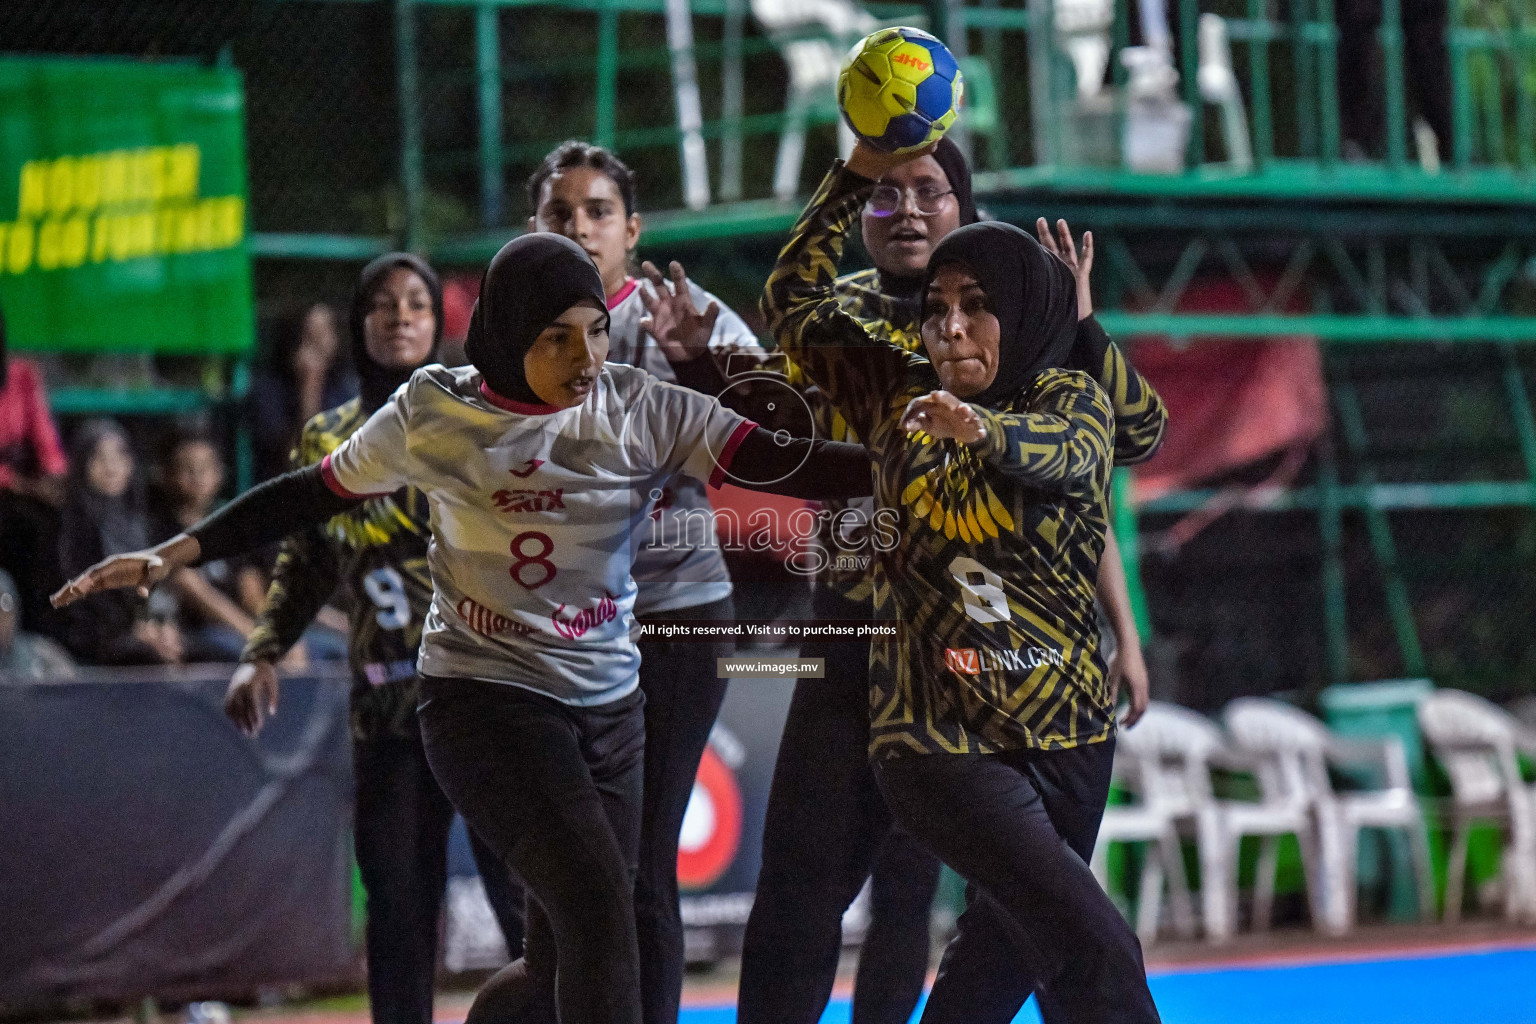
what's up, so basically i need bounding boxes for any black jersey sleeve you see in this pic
[728,427,872,500]
[189,465,362,566]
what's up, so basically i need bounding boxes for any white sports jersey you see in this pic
[605,278,765,615]
[322,362,754,706]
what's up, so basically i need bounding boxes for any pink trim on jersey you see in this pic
[479,380,564,416]
[709,420,758,490]
[319,453,387,500]
[607,277,638,310]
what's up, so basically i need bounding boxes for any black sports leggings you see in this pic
[634,595,734,1024]
[353,724,526,1024]
[418,677,646,1024]
[875,740,1161,1024]
[738,588,942,1024]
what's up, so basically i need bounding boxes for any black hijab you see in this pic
[350,252,445,411]
[464,233,607,404]
[875,136,979,300]
[922,221,1079,408]
[60,419,147,574]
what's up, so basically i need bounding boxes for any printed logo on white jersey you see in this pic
[508,458,545,479]
[493,488,566,514]
[457,596,538,639]
[552,592,619,640]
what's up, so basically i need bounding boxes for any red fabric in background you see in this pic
[1127,279,1329,500]
[442,275,480,342]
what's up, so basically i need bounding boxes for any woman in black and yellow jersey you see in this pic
[762,143,1164,1023]
[223,254,525,1024]
[741,139,1167,1024]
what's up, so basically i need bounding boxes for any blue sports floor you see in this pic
[676,944,1536,1024]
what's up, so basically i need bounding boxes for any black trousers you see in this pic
[738,588,942,1024]
[875,741,1161,1024]
[352,723,526,1024]
[1337,0,1452,158]
[418,678,647,1024]
[634,595,734,1024]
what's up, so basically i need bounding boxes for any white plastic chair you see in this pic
[1134,702,1336,941]
[1055,0,1113,100]
[1093,718,1199,944]
[749,0,874,200]
[1224,697,1435,934]
[1417,689,1536,923]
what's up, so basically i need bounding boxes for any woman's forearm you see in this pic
[726,428,872,501]
[1097,529,1140,650]
[189,465,362,565]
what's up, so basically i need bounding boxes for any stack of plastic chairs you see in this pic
[1417,689,1536,923]
[1224,697,1435,933]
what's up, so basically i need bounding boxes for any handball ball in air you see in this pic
[838,27,965,154]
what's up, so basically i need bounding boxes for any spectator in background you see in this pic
[149,429,348,665]
[57,419,182,666]
[249,302,357,481]
[0,569,75,680]
[1338,0,1452,161]
[150,430,286,663]
[0,304,69,635]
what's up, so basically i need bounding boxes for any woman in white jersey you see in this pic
[53,232,870,1024]
[524,142,767,1024]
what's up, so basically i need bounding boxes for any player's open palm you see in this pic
[639,259,719,363]
[225,660,281,736]
[902,390,987,443]
[1036,217,1094,320]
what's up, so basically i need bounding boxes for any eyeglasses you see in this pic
[866,185,955,217]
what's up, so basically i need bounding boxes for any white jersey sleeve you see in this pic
[321,383,414,498]
[631,376,755,490]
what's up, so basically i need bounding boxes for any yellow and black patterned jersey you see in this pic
[764,163,1141,758]
[805,269,924,603]
[242,398,433,741]
[800,235,1167,607]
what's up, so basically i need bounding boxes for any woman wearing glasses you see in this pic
[741,138,1166,1024]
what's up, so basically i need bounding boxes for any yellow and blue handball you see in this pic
[837,27,965,154]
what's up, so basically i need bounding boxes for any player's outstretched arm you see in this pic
[725,427,872,501]
[936,372,1116,503]
[52,464,363,608]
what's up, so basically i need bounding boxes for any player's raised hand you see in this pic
[225,659,281,736]
[901,390,988,443]
[639,259,719,364]
[50,534,201,608]
[1036,217,1094,320]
